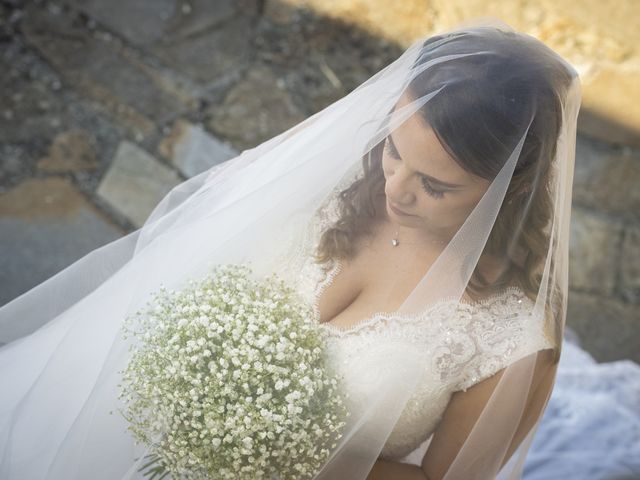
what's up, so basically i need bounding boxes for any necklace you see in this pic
[391,229,448,247]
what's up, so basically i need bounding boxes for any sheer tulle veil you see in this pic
[0,18,580,480]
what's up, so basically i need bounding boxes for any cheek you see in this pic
[381,152,392,175]
[423,192,474,221]
[444,194,481,223]
[418,200,447,220]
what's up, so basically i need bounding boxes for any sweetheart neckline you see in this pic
[313,257,530,337]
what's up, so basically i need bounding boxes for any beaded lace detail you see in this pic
[309,256,554,459]
[313,256,532,337]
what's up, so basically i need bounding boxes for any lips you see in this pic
[389,201,411,216]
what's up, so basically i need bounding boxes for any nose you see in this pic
[385,164,415,205]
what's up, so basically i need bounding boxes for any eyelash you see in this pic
[384,138,446,199]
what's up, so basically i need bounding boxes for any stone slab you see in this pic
[0,177,125,308]
[96,141,182,228]
[63,0,237,46]
[62,0,258,85]
[567,291,640,363]
[158,119,239,178]
[573,135,640,219]
[569,207,623,296]
[206,63,306,151]
[21,4,196,136]
[620,226,640,303]
[37,129,99,172]
[148,14,256,85]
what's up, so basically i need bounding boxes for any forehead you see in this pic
[390,93,480,186]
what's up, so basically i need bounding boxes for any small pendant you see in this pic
[391,238,399,246]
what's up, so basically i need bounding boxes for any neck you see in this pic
[377,196,454,246]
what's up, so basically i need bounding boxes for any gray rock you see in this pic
[573,135,640,219]
[0,54,67,145]
[62,0,237,46]
[37,129,99,172]
[21,5,196,136]
[62,0,258,86]
[206,63,307,151]
[158,119,239,178]
[96,141,182,228]
[620,226,640,303]
[567,291,640,363]
[569,206,623,295]
[149,14,256,86]
[0,177,125,308]
[0,145,28,184]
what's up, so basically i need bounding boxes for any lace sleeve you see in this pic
[455,307,555,393]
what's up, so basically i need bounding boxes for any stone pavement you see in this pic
[0,0,638,361]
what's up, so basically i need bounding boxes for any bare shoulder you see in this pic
[420,347,557,479]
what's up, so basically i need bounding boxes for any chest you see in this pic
[316,223,443,330]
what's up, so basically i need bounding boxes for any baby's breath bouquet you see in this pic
[117,263,350,480]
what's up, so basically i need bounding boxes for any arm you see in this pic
[420,348,557,480]
[367,458,428,480]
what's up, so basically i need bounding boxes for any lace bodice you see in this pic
[310,258,553,460]
[275,170,555,461]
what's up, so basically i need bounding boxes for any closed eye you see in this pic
[384,137,447,199]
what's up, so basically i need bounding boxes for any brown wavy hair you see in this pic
[314,28,574,362]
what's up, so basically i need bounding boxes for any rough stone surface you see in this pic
[63,0,259,86]
[0,26,132,196]
[255,5,401,115]
[147,14,257,86]
[567,291,640,364]
[0,144,31,189]
[96,141,182,228]
[620,226,640,303]
[272,0,436,46]
[573,135,640,220]
[568,207,623,296]
[0,69,64,145]
[577,67,640,147]
[0,177,125,307]
[37,129,99,172]
[158,119,239,178]
[21,4,197,137]
[206,63,307,150]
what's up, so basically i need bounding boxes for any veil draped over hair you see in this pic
[0,20,580,480]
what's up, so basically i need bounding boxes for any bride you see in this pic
[0,20,581,480]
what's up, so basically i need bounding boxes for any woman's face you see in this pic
[382,93,491,242]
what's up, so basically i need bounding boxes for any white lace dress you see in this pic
[276,176,555,463]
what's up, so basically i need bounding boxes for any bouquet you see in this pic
[115,263,350,480]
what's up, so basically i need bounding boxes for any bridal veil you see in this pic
[0,19,581,480]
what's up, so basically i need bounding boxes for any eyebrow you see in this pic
[387,132,465,189]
